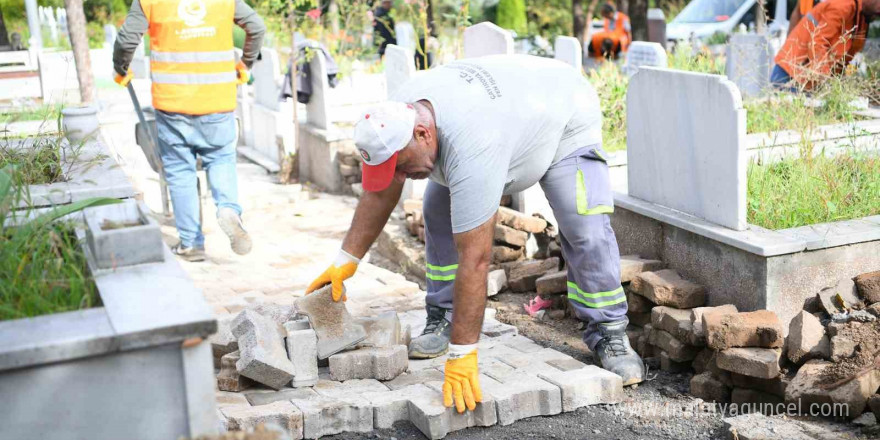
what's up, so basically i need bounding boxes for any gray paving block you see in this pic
[407,386,497,440]
[480,372,562,425]
[383,368,445,390]
[362,384,434,429]
[221,400,304,439]
[217,350,255,392]
[287,328,319,387]
[295,285,367,359]
[329,345,408,381]
[215,390,250,408]
[232,309,296,389]
[312,378,390,398]
[245,387,317,406]
[356,311,401,347]
[495,347,576,374]
[538,365,624,411]
[290,393,373,439]
[504,336,544,353]
[209,315,238,367]
[481,319,518,338]
[546,358,589,372]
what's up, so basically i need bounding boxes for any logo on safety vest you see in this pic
[178,0,207,27]
[359,149,371,162]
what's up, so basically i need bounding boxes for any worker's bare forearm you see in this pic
[450,216,495,345]
[113,0,148,76]
[342,180,404,259]
[234,0,266,68]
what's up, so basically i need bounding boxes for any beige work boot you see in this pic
[218,207,252,255]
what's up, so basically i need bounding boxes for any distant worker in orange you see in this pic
[772,0,878,90]
[788,0,825,34]
[588,2,632,60]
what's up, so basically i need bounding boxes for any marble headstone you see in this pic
[463,22,513,58]
[554,36,582,70]
[384,44,415,98]
[623,41,668,76]
[726,34,772,98]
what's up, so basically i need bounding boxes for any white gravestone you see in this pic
[726,34,772,98]
[554,36,582,71]
[306,49,331,131]
[394,22,416,53]
[131,42,150,79]
[627,67,747,230]
[57,8,67,35]
[384,44,415,99]
[103,24,117,49]
[463,22,513,58]
[623,41,667,76]
[252,47,281,111]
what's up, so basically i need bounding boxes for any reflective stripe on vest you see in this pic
[150,49,236,63]
[151,72,237,84]
[805,12,819,26]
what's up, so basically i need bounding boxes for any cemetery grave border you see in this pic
[613,66,880,330]
[0,138,219,440]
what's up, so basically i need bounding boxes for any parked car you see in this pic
[666,0,791,44]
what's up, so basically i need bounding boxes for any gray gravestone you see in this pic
[554,36,582,70]
[623,41,668,76]
[384,44,415,98]
[726,34,772,98]
[463,22,513,58]
[647,9,666,45]
[305,48,331,130]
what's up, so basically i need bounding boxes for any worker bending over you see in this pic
[788,0,826,34]
[589,3,632,60]
[773,0,877,90]
[113,0,265,261]
[306,55,645,414]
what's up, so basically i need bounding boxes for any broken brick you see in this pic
[492,245,523,264]
[630,269,706,308]
[495,223,528,248]
[536,271,568,295]
[497,207,548,234]
[355,311,401,348]
[716,348,782,379]
[786,310,830,365]
[648,328,700,362]
[508,258,560,292]
[689,305,737,346]
[854,271,880,304]
[651,306,694,343]
[286,328,319,388]
[704,310,784,351]
[619,255,666,283]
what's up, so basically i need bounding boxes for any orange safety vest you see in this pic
[590,12,632,58]
[800,0,818,14]
[775,0,868,88]
[142,0,237,115]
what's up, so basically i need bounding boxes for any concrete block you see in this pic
[283,319,310,332]
[626,290,655,313]
[495,348,575,374]
[232,310,296,390]
[216,390,251,408]
[313,378,390,397]
[786,310,830,365]
[209,315,238,366]
[84,200,163,269]
[286,328,319,388]
[716,348,782,379]
[547,357,588,372]
[536,271,568,295]
[362,384,433,429]
[538,365,624,411]
[295,285,367,359]
[648,329,700,362]
[705,310,784,351]
[497,207,547,234]
[817,278,862,315]
[355,311,401,348]
[221,400,304,439]
[487,269,508,297]
[243,303,299,327]
[651,306,694,343]
[291,393,373,438]
[495,223,528,248]
[631,269,706,308]
[384,369,445,390]
[730,373,790,398]
[407,386,497,440]
[245,387,317,406]
[481,372,562,425]
[620,255,666,283]
[329,345,408,381]
[218,351,255,392]
[690,305,738,346]
[505,336,544,353]
[508,258,560,292]
[690,371,731,403]
[854,271,880,304]
[481,319,518,338]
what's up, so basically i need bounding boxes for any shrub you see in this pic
[495,0,527,35]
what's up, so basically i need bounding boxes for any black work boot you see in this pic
[593,319,646,386]
[408,305,452,359]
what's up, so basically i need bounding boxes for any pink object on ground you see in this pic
[523,295,554,317]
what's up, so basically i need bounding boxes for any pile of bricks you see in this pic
[400,199,557,265]
[337,153,362,188]
[212,298,625,439]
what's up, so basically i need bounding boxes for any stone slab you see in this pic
[716,348,782,379]
[481,372,562,425]
[329,345,408,381]
[631,269,706,308]
[407,386,497,440]
[620,255,666,283]
[245,387,318,406]
[355,311,401,348]
[704,310,784,351]
[290,393,373,439]
[232,310,297,390]
[295,285,367,359]
[221,400,304,440]
[286,328,319,387]
[362,384,433,429]
[538,365,624,411]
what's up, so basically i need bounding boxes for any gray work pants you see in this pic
[422,145,627,350]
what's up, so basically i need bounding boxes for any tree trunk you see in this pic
[629,0,648,41]
[328,0,339,36]
[280,15,299,185]
[572,0,586,47]
[583,0,602,43]
[63,0,95,105]
[755,0,767,34]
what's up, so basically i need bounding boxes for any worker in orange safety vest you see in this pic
[772,0,877,91]
[112,0,266,261]
[789,0,826,34]
[588,3,632,60]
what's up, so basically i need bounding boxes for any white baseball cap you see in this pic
[353,101,416,192]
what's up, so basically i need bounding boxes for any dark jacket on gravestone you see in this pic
[373,6,396,56]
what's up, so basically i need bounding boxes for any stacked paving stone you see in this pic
[401,199,555,264]
[337,152,362,191]
[214,304,625,439]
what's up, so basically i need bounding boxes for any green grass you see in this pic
[587,62,628,152]
[0,105,62,125]
[747,153,880,230]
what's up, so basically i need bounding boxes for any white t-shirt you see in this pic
[392,54,603,233]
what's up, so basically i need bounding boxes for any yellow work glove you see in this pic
[442,345,483,413]
[114,69,134,87]
[305,249,360,302]
[235,60,251,85]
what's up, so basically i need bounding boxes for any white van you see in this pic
[666,0,791,43]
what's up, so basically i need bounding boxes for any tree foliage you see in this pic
[495,0,527,34]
